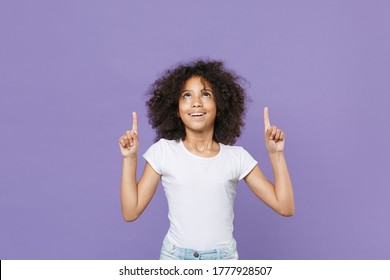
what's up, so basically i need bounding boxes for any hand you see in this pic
[264,107,285,153]
[118,112,139,158]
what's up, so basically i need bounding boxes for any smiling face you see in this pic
[178,76,217,135]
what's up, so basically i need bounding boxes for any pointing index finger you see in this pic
[132,112,138,134]
[264,107,271,130]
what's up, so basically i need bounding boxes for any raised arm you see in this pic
[244,107,295,217]
[119,112,161,222]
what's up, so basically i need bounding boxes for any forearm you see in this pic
[269,151,295,216]
[120,156,139,221]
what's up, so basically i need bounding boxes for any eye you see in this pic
[182,92,192,99]
[202,91,212,98]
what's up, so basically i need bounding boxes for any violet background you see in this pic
[1,0,389,259]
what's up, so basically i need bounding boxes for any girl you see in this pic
[118,59,294,260]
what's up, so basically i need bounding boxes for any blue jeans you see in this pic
[159,235,239,260]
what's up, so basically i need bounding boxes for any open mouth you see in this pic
[189,112,206,117]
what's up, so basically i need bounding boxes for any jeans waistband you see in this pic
[161,235,238,260]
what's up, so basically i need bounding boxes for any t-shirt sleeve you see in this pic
[143,140,163,175]
[238,147,258,180]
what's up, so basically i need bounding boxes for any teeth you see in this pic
[191,113,204,116]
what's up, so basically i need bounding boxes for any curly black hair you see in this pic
[145,59,249,145]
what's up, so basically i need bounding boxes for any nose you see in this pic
[192,95,203,107]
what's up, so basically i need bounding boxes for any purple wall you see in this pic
[1,0,389,259]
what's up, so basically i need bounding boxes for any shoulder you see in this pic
[220,143,248,155]
[147,138,180,153]
[220,143,256,163]
[153,138,180,148]
[219,143,257,180]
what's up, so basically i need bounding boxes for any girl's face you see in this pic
[178,76,217,135]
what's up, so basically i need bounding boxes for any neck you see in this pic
[183,130,215,152]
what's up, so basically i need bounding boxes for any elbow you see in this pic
[280,210,294,217]
[123,216,138,222]
[278,206,295,217]
[122,212,140,222]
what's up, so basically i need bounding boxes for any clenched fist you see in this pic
[118,112,139,158]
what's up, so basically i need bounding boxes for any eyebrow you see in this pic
[181,89,214,93]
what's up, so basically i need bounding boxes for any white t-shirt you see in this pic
[143,138,258,250]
